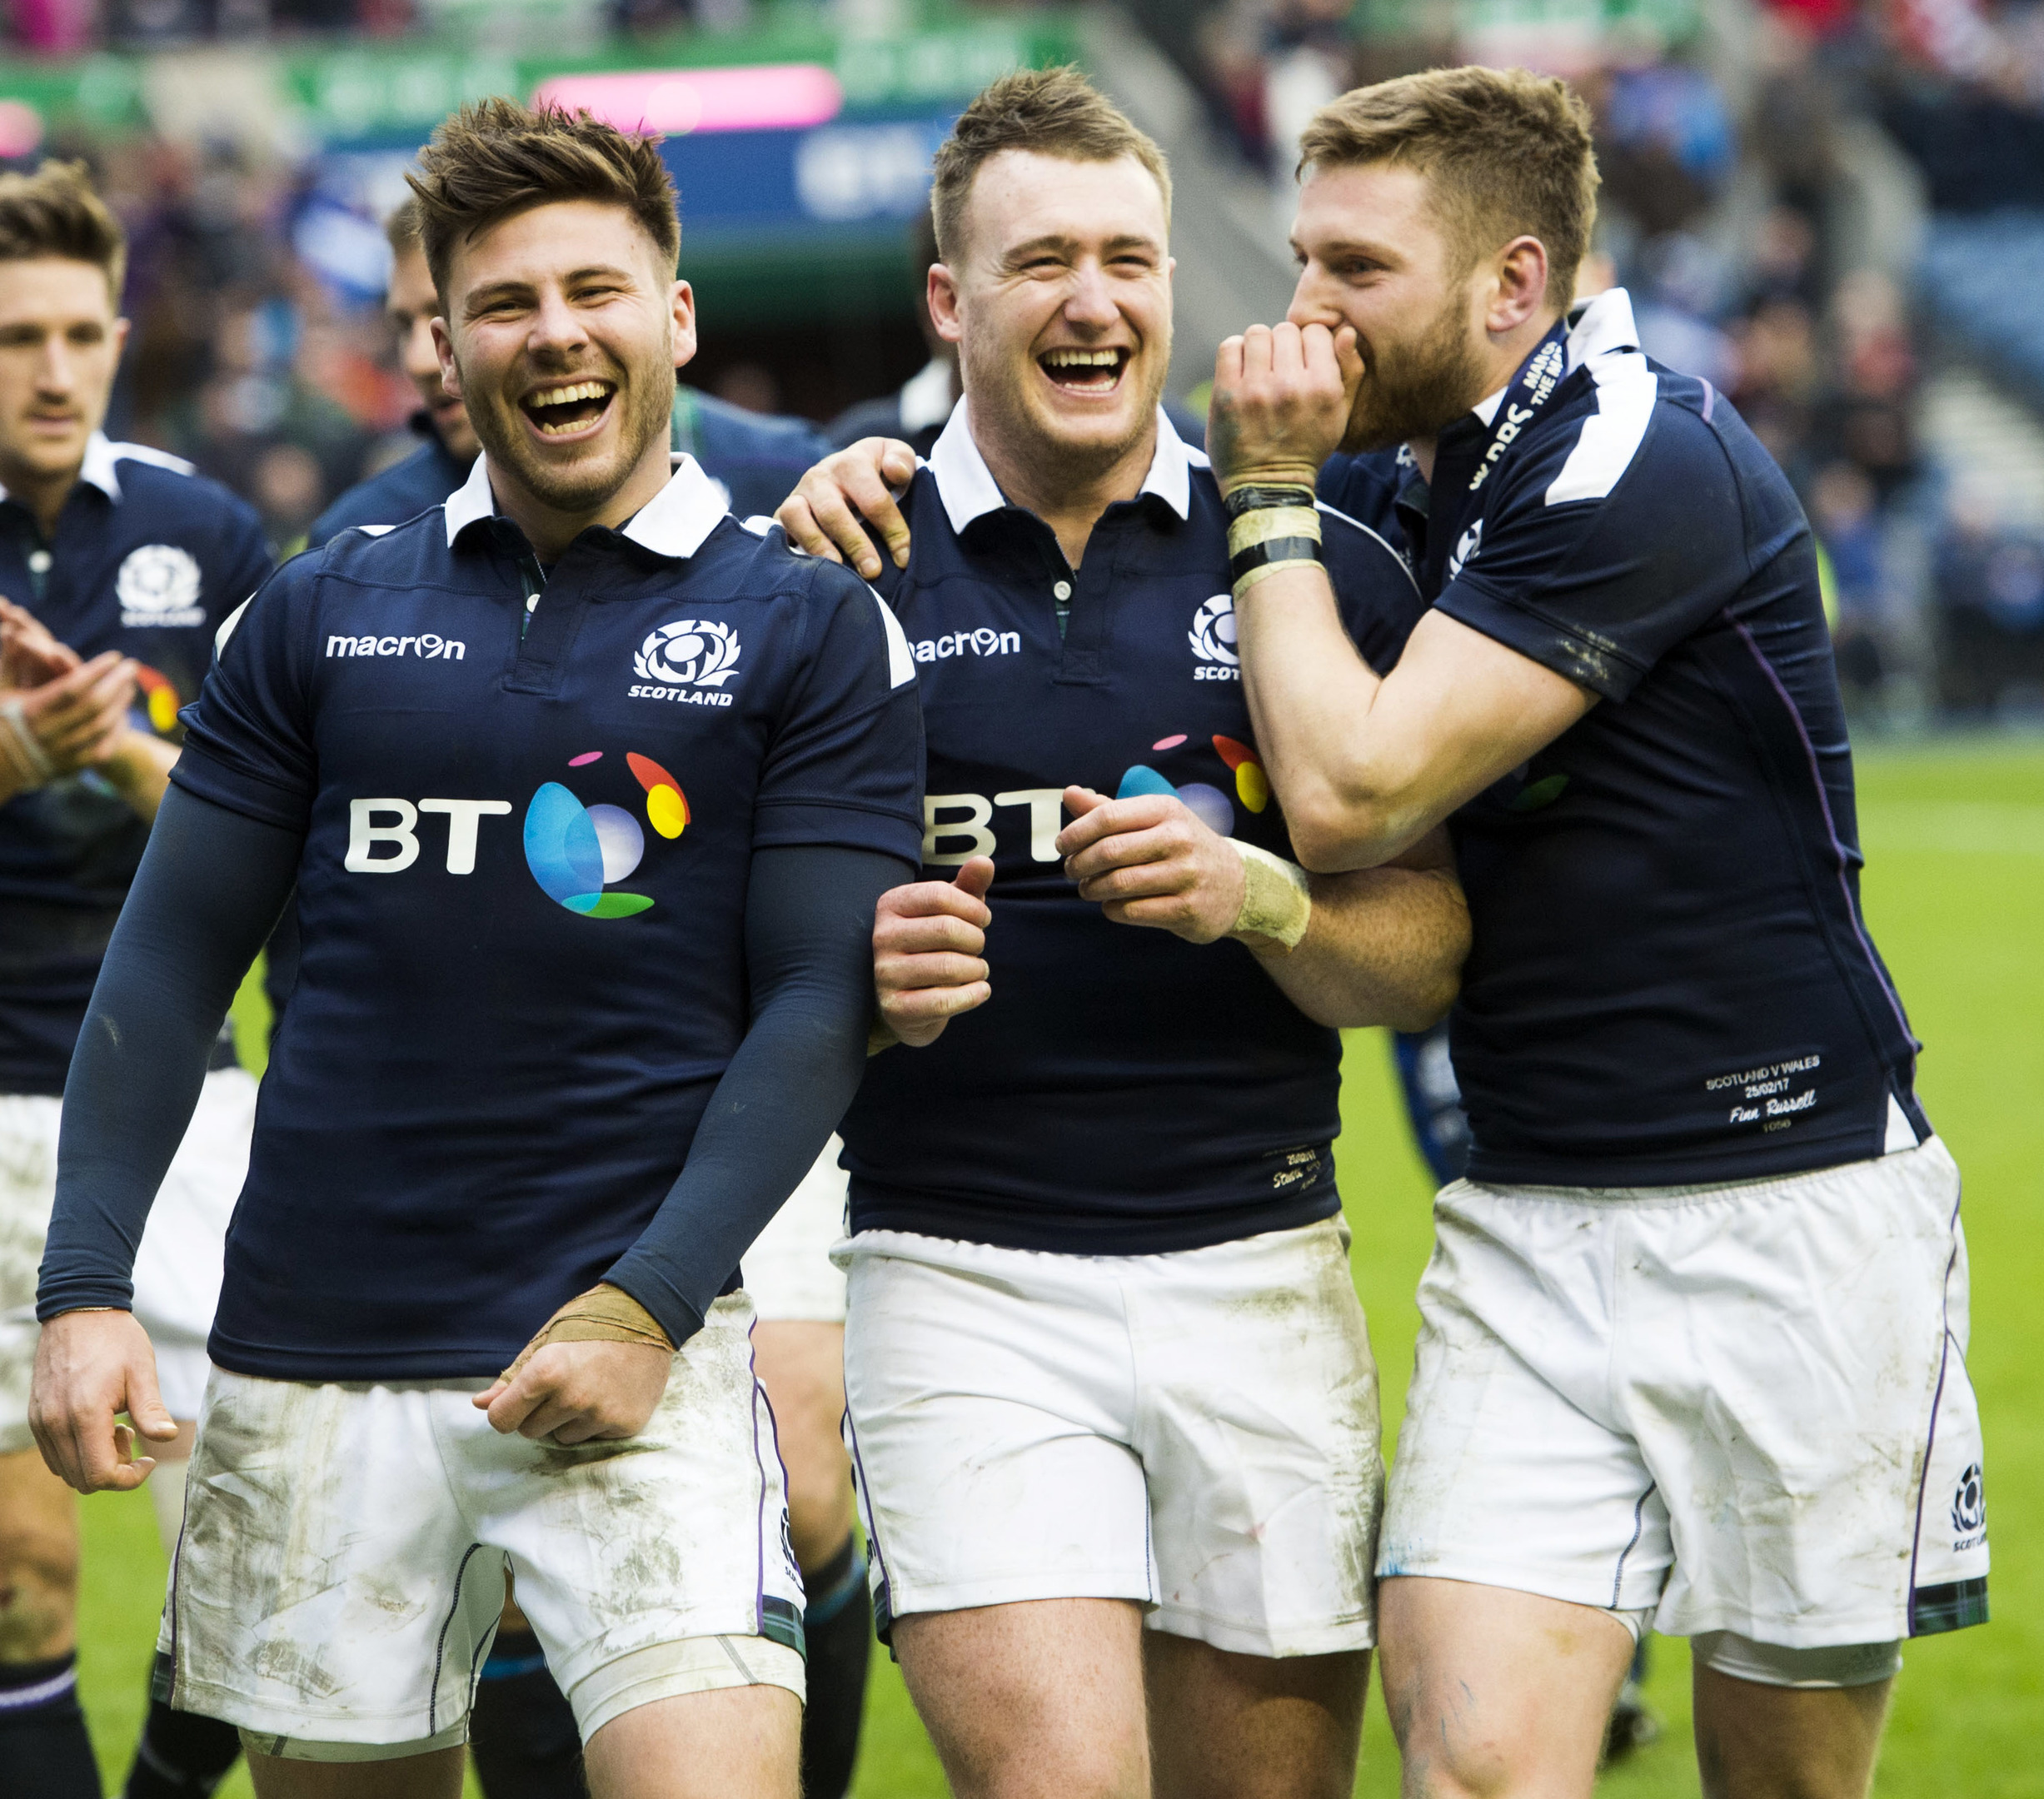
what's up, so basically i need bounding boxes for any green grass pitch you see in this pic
[72,740,2042,1797]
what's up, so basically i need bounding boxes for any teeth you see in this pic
[527,380,613,409]
[1042,349,1124,368]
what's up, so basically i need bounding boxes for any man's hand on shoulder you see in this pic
[775,437,917,581]
[1057,786,1252,945]
[477,1283,676,1444]
[29,1308,180,1493]
[871,859,994,1049]
[1209,321,1363,494]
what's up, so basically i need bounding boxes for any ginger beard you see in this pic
[1339,277,1492,456]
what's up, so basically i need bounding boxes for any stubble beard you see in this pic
[962,328,1169,497]
[1342,287,1492,456]
[461,338,675,517]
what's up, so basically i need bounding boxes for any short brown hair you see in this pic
[385,193,424,260]
[1299,67,1598,303]
[0,160,126,304]
[930,66,1171,264]
[406,97,680,297]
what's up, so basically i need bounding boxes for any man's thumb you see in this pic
[126,1355,178,1440]
[953,855,995,902]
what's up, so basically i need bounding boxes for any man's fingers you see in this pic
[473,1379,508,1410]
[1215,334,1245,388]
[801,478,885,581]
[884,979,991,1025]
[880,949,990,993]
[123,1353,179,1443]
[1333,323,1365,393]
[774,496,845,565]
[834,460,911,576]
[880,878,994,929]
[878,913,986,959]
[1054,790,1172,858]
[485,1368,545,1435]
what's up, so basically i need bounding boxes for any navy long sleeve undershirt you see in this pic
[37,783,903,1350]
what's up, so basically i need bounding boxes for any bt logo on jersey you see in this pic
[343,751,691,920]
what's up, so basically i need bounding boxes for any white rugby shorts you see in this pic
[1378,1134,1989,1646]
[743,1137,849,1325]
[157,1293,805,1755]
[839,1216,1382,1658]
[0,1066,253,1450]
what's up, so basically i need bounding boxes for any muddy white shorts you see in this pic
[744,1137,849,1324]
[156,1293,805,1756]
[1378,1134,1988,1646]
[839,1215,1382,1658]
[0,1067,253,1452]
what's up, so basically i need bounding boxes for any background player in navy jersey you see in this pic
[776,69,1468,1799]
[1210,66,1986,1799]
[28,98,922,1799]
[282,192,872,1799]
[0,159,272,1799]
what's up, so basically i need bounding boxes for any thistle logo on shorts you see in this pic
[1952,1463,1986,1542]
[117,543,206,628]
[1189,594,1239,680]
[522,750,689,919]
[631,619,740,705]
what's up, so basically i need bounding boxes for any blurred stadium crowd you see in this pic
[4,0,2044,720]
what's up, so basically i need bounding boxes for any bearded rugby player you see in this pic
[32,99,920,1799]
[1212,66,1986,1799]
[278,192,872,1799]
[775,68,1467,1799]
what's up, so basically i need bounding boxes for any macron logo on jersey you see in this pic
[910,626,1020,665]
[631,619,740,706]
[327,633,466,660]
[1189,594,1240,681]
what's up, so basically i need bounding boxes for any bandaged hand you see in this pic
[476,1283,676,1445]
[1209,321,1364,496]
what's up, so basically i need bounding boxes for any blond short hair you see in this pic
[0,160,126,304]
[930,66,1171,264]
[1299,67,1598,303]
[406,97,680,296]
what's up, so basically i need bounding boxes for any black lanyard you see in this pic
[1466,316,1571,498]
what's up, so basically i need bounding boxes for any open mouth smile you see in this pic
[1038,346,1130,396]
[521,379,617,438]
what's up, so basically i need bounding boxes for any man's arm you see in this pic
[1055,788,1467,1030]
[478,843,913,1446]
[32,785,302,1492]
[1210,321,1593,871]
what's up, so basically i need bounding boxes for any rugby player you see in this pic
[775,69,1468,1799]
[0,160,272,1799]
[30,97,921,1799]
[290,189,873,1799]
[1205,66,1985,1798]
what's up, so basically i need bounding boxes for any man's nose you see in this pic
[1286,269,1341,331]
[36,336,74,394]
[1064,262,1120,329]
[526,289,589,356]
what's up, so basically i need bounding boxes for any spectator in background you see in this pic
[1933,481,2044,715]
[1812,461,1890,703]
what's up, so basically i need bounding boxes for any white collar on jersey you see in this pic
[443,450,729,558]
[0,431,195,509]
[1463,286,1643,430]
[927,399,1204,537]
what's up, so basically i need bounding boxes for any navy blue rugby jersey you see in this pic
[1322,290,1927,1188]
[307,419,470,548]
[172,453,924,1380]
[838,405,1427,1255]
[0,436,271,1095]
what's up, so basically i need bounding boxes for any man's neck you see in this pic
[970,411,1158,571]
[1406,306,1566,486]
[0,456,82,537]
[488,439,673,563]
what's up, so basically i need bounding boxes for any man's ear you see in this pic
[670,278,698,374]
[1486,236,1551,337]
[928,263,965,346]
[431,316,462,400]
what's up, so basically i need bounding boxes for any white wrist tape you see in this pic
[1228,838,1312,949]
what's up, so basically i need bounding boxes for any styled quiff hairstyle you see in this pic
[0,160,127,304]
[930,66,1171,264]
[1299,67,1598,303]
[406,97,681,296]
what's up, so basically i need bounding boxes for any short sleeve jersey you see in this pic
[172,454,924,1380]
[1322,290,1926,1187]
[840,406,1427,1254]
[0,436,272,1095]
